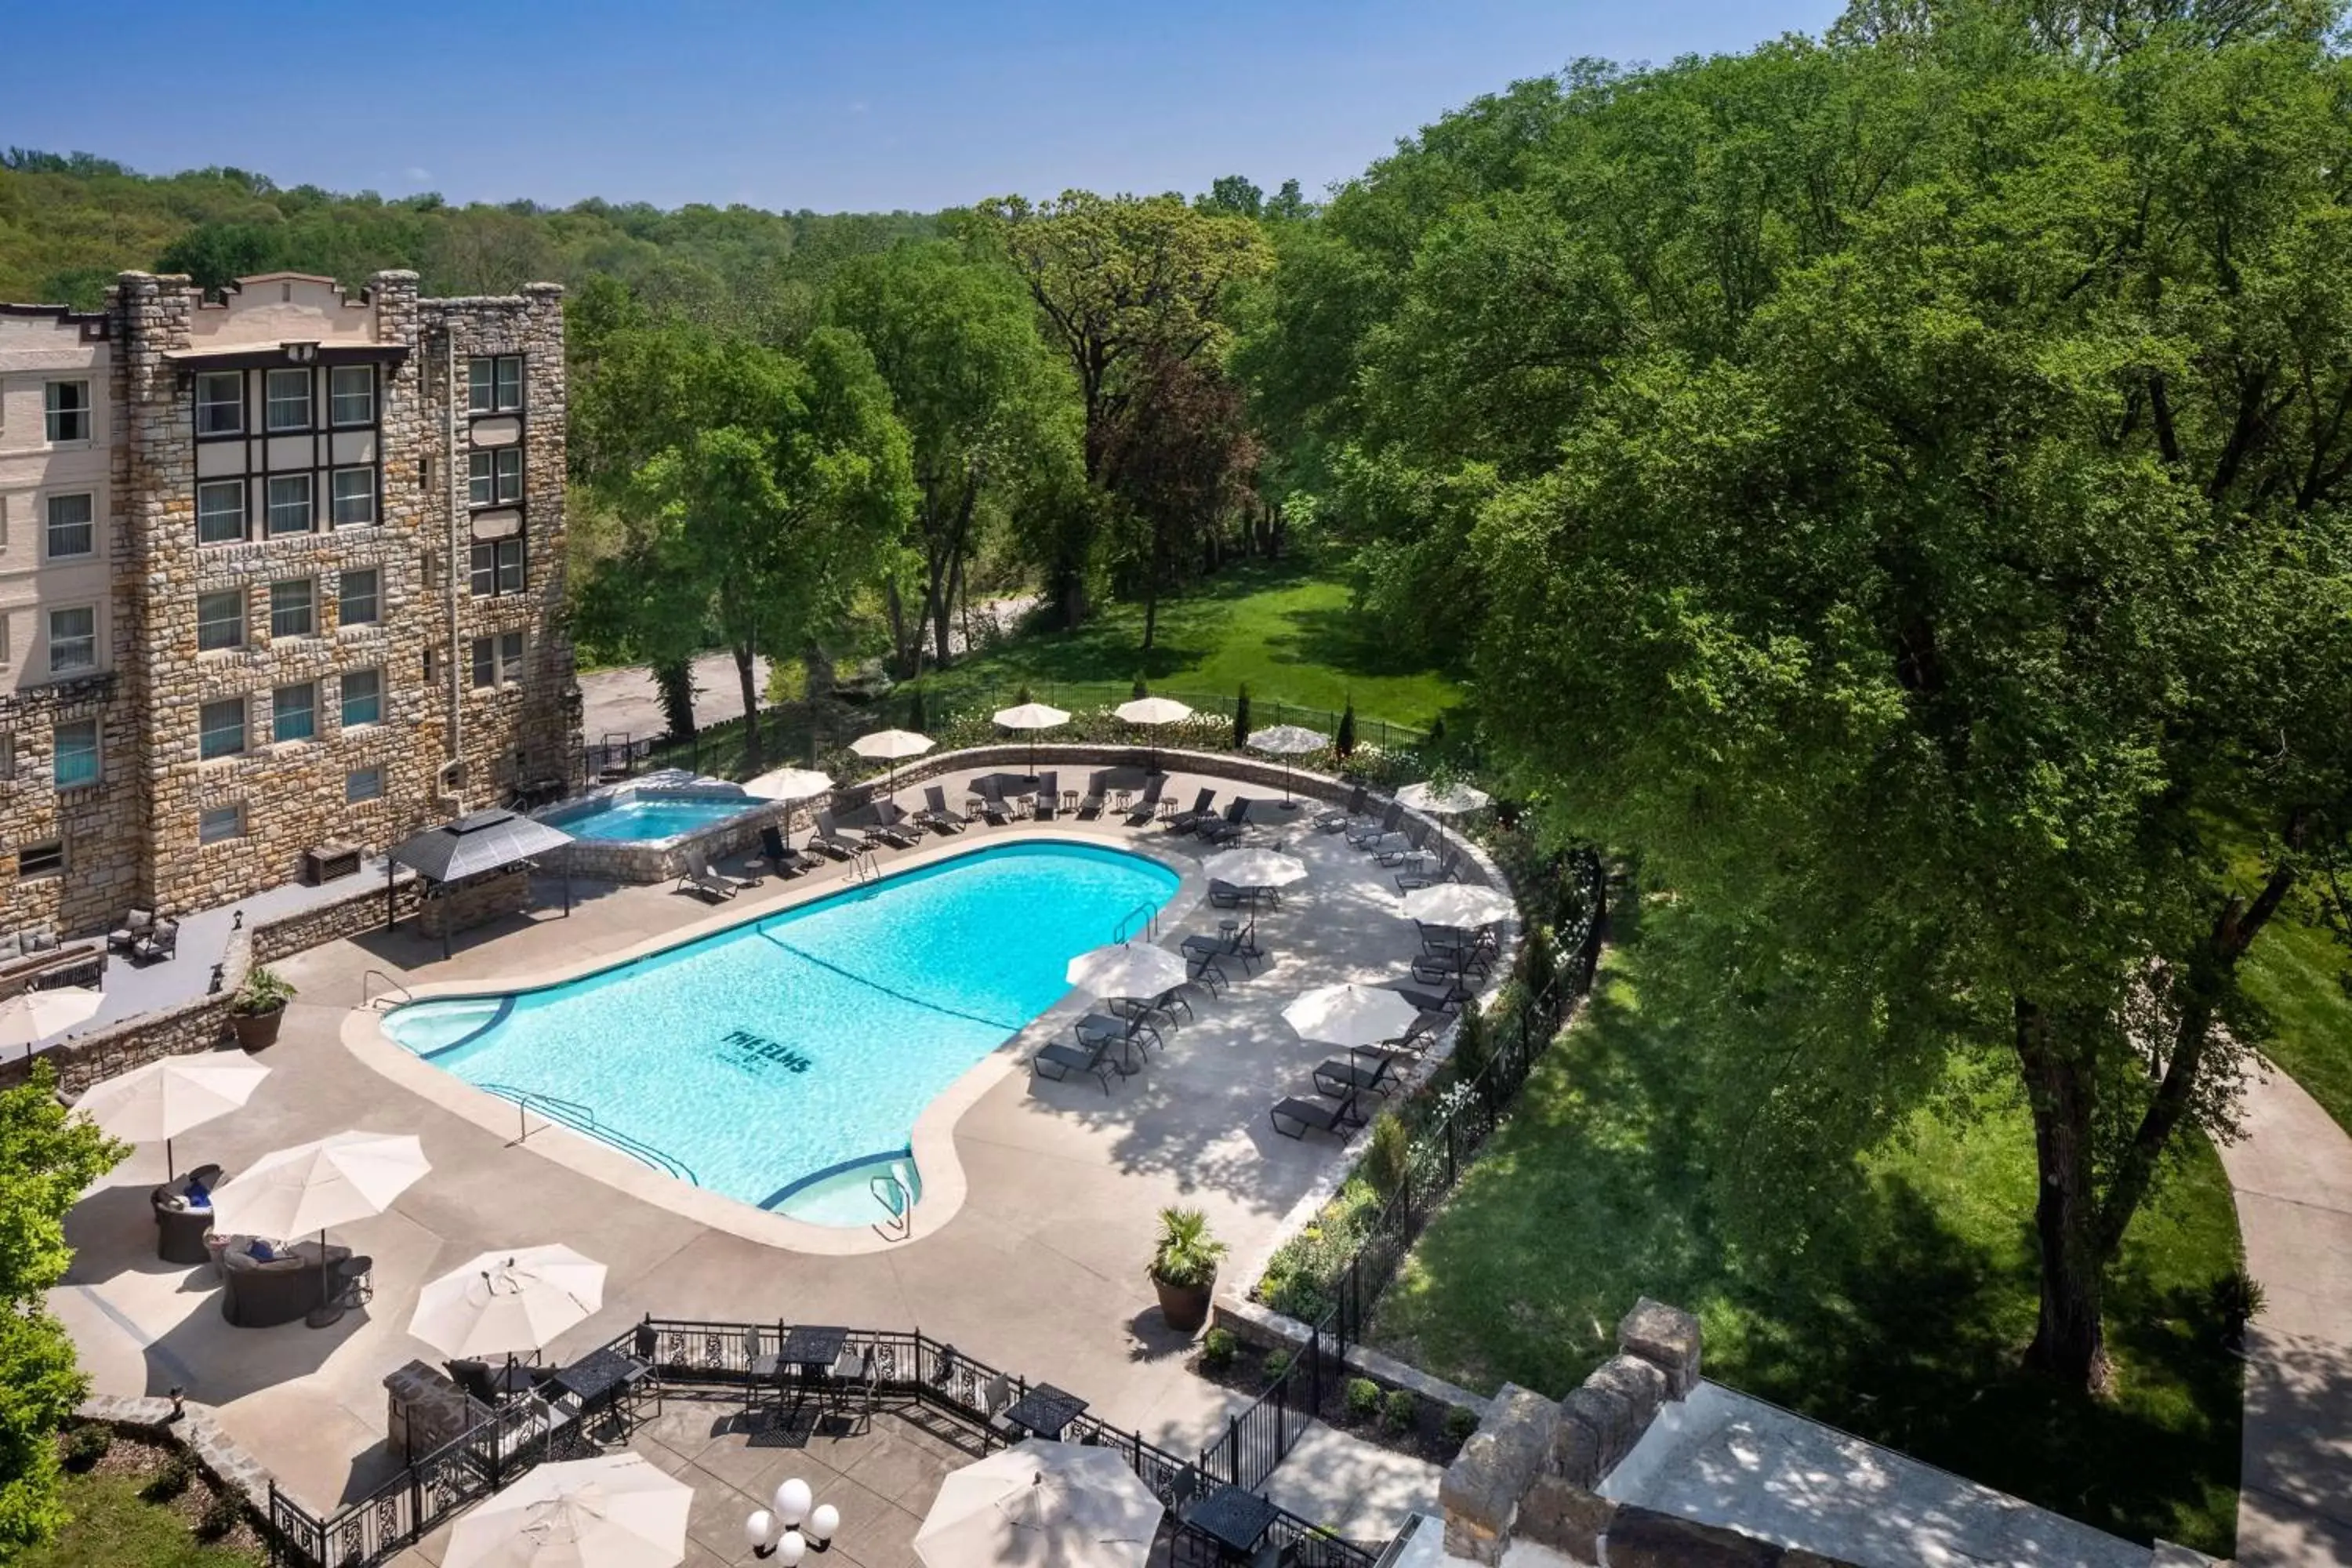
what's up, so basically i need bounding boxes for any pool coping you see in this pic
[340,826,1208,1258]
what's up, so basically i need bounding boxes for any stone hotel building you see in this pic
[0,270,579,938]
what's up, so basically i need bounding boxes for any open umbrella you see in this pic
[1065,942,1188,1001]
[0,985,103,1058]
[445,1454,691,1568]
[74,1055,271,1178]
[992,702,1070,777]
[409,1244,607,1360]
[210,1131,429,1327]
[915,1439,1163,1568]
[1201,848,1308,894]
[1283,983,1427,1050]
[742,767,834,855]
[850,729,935,799]
[1396,779,1492,818]
[1399,883,1515,930]
[1113,697,1192,774]
[1246,724,1328,805]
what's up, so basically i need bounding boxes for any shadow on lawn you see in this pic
[1270,604,1450,681]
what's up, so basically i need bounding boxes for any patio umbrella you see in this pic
[915,1439,1163,1568]
[445,1454,690,1568]
[849,728,935,798]
[742,766,834,853]
[409,1243,607,1360]
[1399,883,1515,930]
[74,1054,271,1178]
[1246,724,1329,804]
[210,1131,429,1324]
[1065,942,1188,1001]
[1112,697,1192,773]
[0,984,102,1057]
[1396,779,1492,818]
[1283,982,1427,1050]
[992,702,1070,777]
[1201,848,1309,893]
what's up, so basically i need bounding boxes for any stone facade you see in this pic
[0,271,578,938]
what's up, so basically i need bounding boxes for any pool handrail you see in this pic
[1113,899,1160,943]
[361,970,415,1010]
[477,1080,700,1187]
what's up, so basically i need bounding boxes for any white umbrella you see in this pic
[74,1055,271,1178]
[1201,848,1308,891]
[1283,983,1428,1049]
[1113,696,1192,771]
[993,702,1070,776]
[1396,779,1492,817]
[1399,883,1515,929]
[1247,724,1329,804]
[445,1454,690,1568]
[212,1131,428,1320]
[850,728,935,797]
[742,766,833,803]
[915,1439,1163,1568]
[1065,942,1188,1000]
[409,1244,607,1359]
[0,985,102,1053]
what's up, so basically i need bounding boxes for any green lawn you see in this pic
[16,1474,260,1568]
[2241,899,2352,1138]
[1369,940,2245,1555]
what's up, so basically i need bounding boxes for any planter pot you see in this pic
[1153,1272,1215,1334]
[230,1005,285,1051]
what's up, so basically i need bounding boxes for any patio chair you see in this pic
[811,810,869,859]
[1078,1009,1160,1061]
[107,907,156,955]
[1270,1095,1357,1140]
[918,786,967,833]
[1312,1049,1405,1101]
[1198,799,1253,846]
[826,1345,878,1432]
[971,779,1014,826]
[1315,784,1369,833]
[131,918,180,964]
[674,850,742,902]
[864,800,922,848]
[1394,982,1469,1016]
[1076,772,1107,818]
[1125,775,1167,826]
[1346,801,1404,849]
[1033,1038,1117,1094]
[1374,821,1431,866]
[1033,771,1061,820]
[980,1374,1023,1441]
[1166,789,1218,833]
[758,825,816,878]
[1396,848,1465,892]
[1109,995,1182,1034]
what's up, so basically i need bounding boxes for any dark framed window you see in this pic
[338,568,379,626]
[199,696,246,760]
[328,365,374,426]
[470,636,495,689]
[340,667,382,728]
[53,720,99,789]
[268,578,315,639]
[346,766,383,804]
[196,590,245,652]
[467,447,523,506]
[331,467,377,528]
[271,681,316,743]
[195,371,243,435]
[45,493,95,559]
[199,804,243,844]
[266,474,314,535]
[198,479,247,545]
[43,381,90,442]
[264,368,311,431]
[467,355,523,413]
[499,630,524,684]
[470,537,525,597]
[18,841,64,877]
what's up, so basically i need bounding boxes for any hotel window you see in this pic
[48,606,96,673]
[330,467,376,528]
[340,667,382,728]
[346,766,383,804]
[196,589,245,652]
[199,804,244,844]
[272,681,316,743]
[195,371,243,435]
[268,578,315,639]
[0,734,12,779]
[197,479,246,544]
[43,380,89,442]
[19,841,64,877]
[267,474,313,535]
[328,365,374,426]
[467,448,522,506]
[467,355,522,413]
[338,568,379,626]
[198,696,246,760]
[499,630,524,684]
[45,493,95,559]
[470,537,524,597]
[53,719,99,789]
[470,636,495,689]
[264,368,311,431]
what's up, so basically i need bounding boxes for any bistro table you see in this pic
[779,1325,850,1403]
[1001,1381,1089,1440]
[550,1345,643,1433]
[1187,1485,1279,1559]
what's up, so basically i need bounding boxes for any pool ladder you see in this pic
[848,845,882,884]
[479,1081,699,1186]
[1113,901,1160,944]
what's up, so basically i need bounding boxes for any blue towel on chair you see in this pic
[249,1240,275,1261]
[185,1180,209,1207]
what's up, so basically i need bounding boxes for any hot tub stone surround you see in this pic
[536,775,775,883]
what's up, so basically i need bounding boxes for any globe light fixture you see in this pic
[747,1479,838,1559]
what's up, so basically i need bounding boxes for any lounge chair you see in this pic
[1394,981,1470,1016]
[1125,775,1167,826]
[1179,935,1233,990]
[811,810,869,859]
[108,908,156,955]
[757,825,815,878]
[1270,1096,1357,1140]
[1315,784,1369,833]
[1033,1037,1117,1095]
[675,851,742,902]
[1033,771,1061,821]
[1396,848,1464,891]
[863,800,922,848]
[1109,995,1181,1034]
[1078,1010,1160,1060]
[131,918,180,964]
[1166,789,1218,834]
[1198,799,1252,845]
[1312,1049,1404,1101]
[1076,772,1107,818]
[971,779,1013,826]
[1374,821,1430,866]
[1347,801,1403,849]
[917,786,967,833]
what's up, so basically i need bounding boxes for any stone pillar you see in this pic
[1617,1295,1703,1396]
[1439,1382,1558,1565]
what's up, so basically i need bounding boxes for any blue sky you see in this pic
[2,1,1846,212]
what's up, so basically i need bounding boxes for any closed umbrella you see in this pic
[1113,697,1192,773]
[409,1244,607,1360]
[1246,724,1328,805]
[1283,982,1427,1050]
[850,729,935,798]
[211,1131,429,1326]
[992,702,1070,777]
[1065,942,1187,1001]
[0,985,103,1058]
[74,1055,271,1178]
[445,1454,690,1568]
[1399,883,1515,930]
[1396,780,1491,818]
[915,1439,1163,1568]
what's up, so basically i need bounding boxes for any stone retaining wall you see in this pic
[253,872,421,962]
[77,1392,276,1513]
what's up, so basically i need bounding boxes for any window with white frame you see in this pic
[339,667,382,727]
[330,467,376,528]
[47,606,96,673]
[44,380,90,442]
[271,681,316,743]
[196,590,245,652]
[53,719,98,789]
[266,474,313,535]
[328,365,374,426]
[338,568,379,626]
[467,355,522,413]
[470,538,524,597]
[18,841,63,877]
[198,696,245,760]
[45,493,94,560]
[264,368,311,431]
[268,578,314,639]
[467,447,522,506]
[197,478,246,544]
[346,765,383,804]
[195,371,243,435]
[198,804,244,844]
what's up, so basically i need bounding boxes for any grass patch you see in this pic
[2241,900,2352,1138]
[1368,943,2245,1555]
[16,1472,261,1568]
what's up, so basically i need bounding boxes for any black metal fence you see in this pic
[265,1321,1382,1568]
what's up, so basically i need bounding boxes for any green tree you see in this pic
[1104,350,1258,651]
[0,1065,125,1550]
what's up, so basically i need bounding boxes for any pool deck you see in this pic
[53,768,1453,1539]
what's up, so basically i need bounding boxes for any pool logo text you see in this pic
[717,1028,815,1076]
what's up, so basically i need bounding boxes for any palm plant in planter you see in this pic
[230,967,296,1051]
[1149,1206,1228,1334]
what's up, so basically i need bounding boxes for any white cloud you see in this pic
[402,165,432,183]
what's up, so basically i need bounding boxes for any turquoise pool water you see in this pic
[560,796,755,842]
[382,842,1180,1225]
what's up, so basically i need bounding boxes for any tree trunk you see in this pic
[884,579,924,681]
[2014,998,2113,1391]
[1142,588,1160,652]
[733,640,764,775]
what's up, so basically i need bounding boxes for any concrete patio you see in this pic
[53,766,1453,1542]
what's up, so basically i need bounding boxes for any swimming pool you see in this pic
[556,793,757,842]
[381,841,1181,1226]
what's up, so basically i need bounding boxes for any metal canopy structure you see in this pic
[386,808,576,954]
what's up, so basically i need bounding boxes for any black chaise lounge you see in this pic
[759,825,816,878]
[1033,1036,1117,1094]
[1198,799,1253,846]
[917,786,967,833]
[1271,1096,1357,1139]
[1033,771,1061,821]
[1346,801,1403,849]
[1316,785,1369,833]
[1396,848,1464,892]
[862,800,922,848]
[1167,789,1219,833]
[1076,772,1107,818]
[971,779,1014,826]
[1312,1049,1403,1101]
[812,810,869,859]
[1125,775,1167,826]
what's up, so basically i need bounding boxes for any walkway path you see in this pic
[2218,1065,2352,1565]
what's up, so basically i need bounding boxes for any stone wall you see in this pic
[417,864,528,938]
[78,1392,276,1515]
